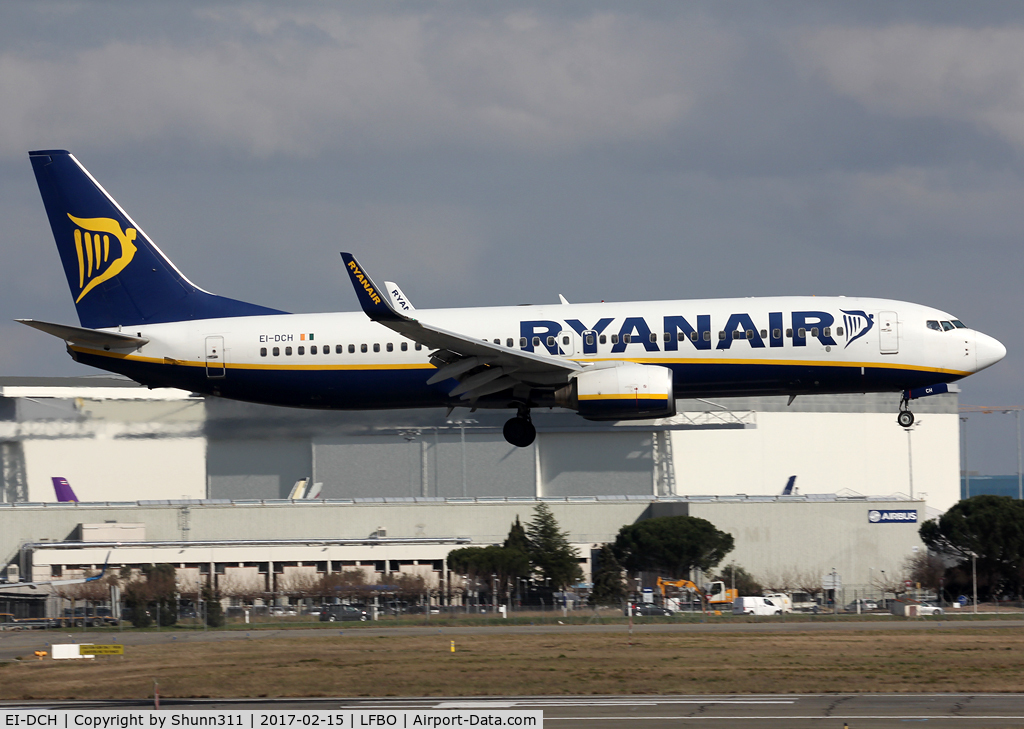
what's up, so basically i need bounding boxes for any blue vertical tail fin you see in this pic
[29,150,284,329]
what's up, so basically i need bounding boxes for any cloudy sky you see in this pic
[2,1,1023,475]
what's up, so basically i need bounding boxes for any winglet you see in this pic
[340,253,410,323]
[85,551,112,583]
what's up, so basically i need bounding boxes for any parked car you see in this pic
[845,599,879,611]
[626,604,674,617]
[917,602,944,616]
[319,604,369,622]
[732,596,784,616]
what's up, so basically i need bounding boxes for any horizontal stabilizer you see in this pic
[17,319,148,348]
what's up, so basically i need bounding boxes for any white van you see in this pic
[732,596,784,616]
[762,593,793,613]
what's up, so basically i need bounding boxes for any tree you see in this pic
[589,545,626,605]
[920,495,1024,599]
[202,583,225,627]
[612,515,734,578]
[714,564,762,596]
[143,564,178,627]
[504,517,530,554]
[526,503,583,590]
[447,545,530,602]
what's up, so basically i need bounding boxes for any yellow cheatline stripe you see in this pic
[574,356,971,377]
[579,394,667,401]
[71,346,969,378]
[70,346,436,371]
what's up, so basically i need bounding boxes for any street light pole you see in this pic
[971,552,978,615]
[961,416,970,499]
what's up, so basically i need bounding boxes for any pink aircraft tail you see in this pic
[52,477,79,502]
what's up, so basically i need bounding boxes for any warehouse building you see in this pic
[0,376,945,613]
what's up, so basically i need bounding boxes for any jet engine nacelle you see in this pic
[555,363,676,421]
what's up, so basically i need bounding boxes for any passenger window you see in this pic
[401,342,408,351]
[927,320,942,331]
[745,330,753,339]
[585,334,594,345]
[623,334,631,343]
[772,329,781,339]
[719,331,726,340]
[664,332,671,342]
[416,343,423,350]
[798,328,806,338]
[786,328,793,338]
[703,331,711,341]
[677,332,685,342]
[732,331,741,340]
[297,346,305,355]
[324,346,330,355]
[823,327,830,337]
[348,344,355,354]
[506,338,514,347]
[361,344,367,353]
[611,334,619,344]
[562,336,569,345]
[760,329,767,338]
[386,342,393,352]
[533,337,541,347]
[941,321,955,331]
[311,346,317,355]
[691,332,698,342]
[836,327,844,336]
[546,336,555,346]
[600,334,607,344]
[810,327,818,337]
[260,347,267,357]
[650,333,657,343]
[273,347,280,356]
[373,343,380,353]
[520,337,528,347]
[285,346,293,356]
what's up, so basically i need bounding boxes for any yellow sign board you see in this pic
[79,644,124,655]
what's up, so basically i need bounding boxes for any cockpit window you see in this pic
[927,320,942,331]
[941,321,955,331]
[952,320,967,329]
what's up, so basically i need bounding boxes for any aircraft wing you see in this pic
[341,253,581,401]
[13,552,111,590]
[17,319,148,349]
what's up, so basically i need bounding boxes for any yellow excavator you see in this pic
[656,576,738,608]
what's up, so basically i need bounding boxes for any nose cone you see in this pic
[974,331,1007,372]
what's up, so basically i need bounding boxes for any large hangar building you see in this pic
[0,377,949,604]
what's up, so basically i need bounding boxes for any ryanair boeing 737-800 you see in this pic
[20,150,1006,447]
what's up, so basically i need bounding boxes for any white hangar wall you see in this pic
[671,411,958,510]
[2,378,960,512]
[3,496,925,596]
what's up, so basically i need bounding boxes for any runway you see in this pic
[6,694,1024,728]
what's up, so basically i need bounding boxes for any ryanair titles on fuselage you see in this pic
[519,308,872,355]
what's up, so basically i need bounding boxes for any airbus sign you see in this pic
[868,510,918,524]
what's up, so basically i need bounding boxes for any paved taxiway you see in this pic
[6,695,1024,728]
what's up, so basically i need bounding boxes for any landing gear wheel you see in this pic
[503,416,536,448]
[897,410,915,428]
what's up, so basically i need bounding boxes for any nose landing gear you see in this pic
[503,406,536,447]
[897,394,915,428]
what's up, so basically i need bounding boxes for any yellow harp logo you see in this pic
[67,214,138,303]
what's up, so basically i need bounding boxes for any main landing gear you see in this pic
[897,395,915,428]
[503,406,536,448]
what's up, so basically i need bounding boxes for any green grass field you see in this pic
[4,625,1024,699]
